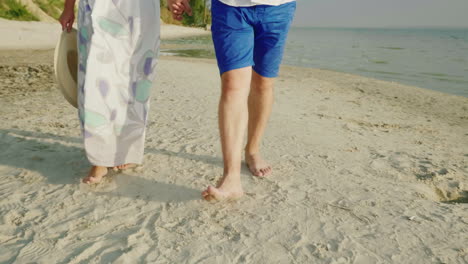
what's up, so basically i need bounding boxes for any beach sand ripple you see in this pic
[0,51,467,263]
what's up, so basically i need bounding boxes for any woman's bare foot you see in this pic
[245,152,272,177]
[113,163,137,171]
[82,166,108,184]
[202,174,244,201]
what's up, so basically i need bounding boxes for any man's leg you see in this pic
[243,2,296,178]
[202,67,252,201]
[245,70,275,177]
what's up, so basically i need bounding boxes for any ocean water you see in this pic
[161,27,468,97]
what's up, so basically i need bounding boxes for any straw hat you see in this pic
[54,28,78,108]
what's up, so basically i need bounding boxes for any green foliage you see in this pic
[33,0,64,20]
[182,0,210,27]
[0,0,39,21]
[0,0,210,26]
[160,0,210,27]
[160,2,183,25]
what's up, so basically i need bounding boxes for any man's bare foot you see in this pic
[202,175,244,201]
[82,166,108,184]
[245,152,272,177]
[113,163,137,171]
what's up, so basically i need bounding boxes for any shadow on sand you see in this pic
[0,129,223,202]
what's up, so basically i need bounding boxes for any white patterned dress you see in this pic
[77,0,160,166]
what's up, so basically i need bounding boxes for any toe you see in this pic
[207,186,216,194]
[82,176,91,183]
[207,186,224,200]
[116,164,129,170]
[247,163,258,176]
[254,169,264,177]
[83,176,98,184]
[202,187,213,197]
[261,167,272,176]
[202,188,215,201]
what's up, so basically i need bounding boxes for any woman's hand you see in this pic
[167,0,192,21]
[59,8,75,32]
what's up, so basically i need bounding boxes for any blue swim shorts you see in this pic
[211,0,296,78]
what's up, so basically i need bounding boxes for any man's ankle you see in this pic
[245,149,260,157]
[223,168,241,177]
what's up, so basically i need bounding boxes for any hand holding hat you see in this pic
[54,28,78,108]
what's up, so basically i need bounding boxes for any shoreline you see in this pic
[1,47,467,102]
[2,19,466,98]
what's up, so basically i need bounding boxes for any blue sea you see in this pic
[161,27,468,97]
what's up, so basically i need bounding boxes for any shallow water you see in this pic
[161,27,468,97]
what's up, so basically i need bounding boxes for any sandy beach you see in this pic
[0,21,467,263]
[0,18,211,50]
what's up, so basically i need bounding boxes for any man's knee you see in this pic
[221,67,251,92]
[251,71,275,93]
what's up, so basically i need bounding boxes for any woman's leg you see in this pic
[78,0,160,183]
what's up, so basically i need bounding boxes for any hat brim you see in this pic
[54,28,78,108]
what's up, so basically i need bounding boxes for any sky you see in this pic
[293,0,468,28]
